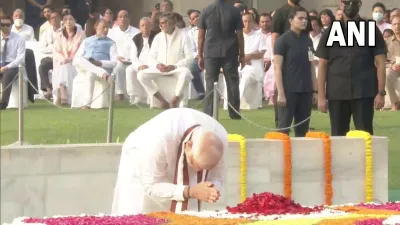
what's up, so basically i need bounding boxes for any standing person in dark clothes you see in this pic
[271,0,312,128]
[316,0,386,136]
[197,0,245,120]
[274,6,317,137]
[65,0,91,27]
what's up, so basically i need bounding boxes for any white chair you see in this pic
[6,67,28,109]
[222,74,263,110]
[150,76,189,108]
[71,70,110,109]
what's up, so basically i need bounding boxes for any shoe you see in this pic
[196,94,205,100]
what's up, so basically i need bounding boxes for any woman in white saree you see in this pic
[52,13,85,105]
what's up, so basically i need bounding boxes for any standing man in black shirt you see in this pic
[198,0,245,120]
[274,6,317,137]
[271,0,312,127]
[316,0,386,136]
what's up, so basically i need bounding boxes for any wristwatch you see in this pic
[378,90,386,96]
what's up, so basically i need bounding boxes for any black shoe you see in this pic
[0,103,7,110]
[229,115,241,120]
[196,94,205,100]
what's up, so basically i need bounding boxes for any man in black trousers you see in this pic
[197,0,245,120]
[316,0,386,135]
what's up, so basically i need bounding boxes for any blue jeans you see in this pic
[190,58,205,95]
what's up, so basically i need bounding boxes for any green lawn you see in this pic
[1,100,400,199]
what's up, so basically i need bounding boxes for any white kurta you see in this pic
[108,26,140,95]
[112,108,227,215]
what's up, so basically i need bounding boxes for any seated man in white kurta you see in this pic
[137,12,194,109]
[112,108,226,215]
[107,10,139,101]
[240,13,267,103]
[73,19,117,109]
[126,17,157,105]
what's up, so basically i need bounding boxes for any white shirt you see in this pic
[112,108,227,214]
[39,21,52,41]
[39,27,60,56]
[243,30,267,71]
[11,24,35,42]
[0,32,26,68]
[149,28,193,67]
[74,36,118,69]
[108,25,140,60]
[310,32,322,60]
[130,36,151,71]
[377,22,392,33]
[187,26,199,57]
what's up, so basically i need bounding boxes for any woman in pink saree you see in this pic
[52,13,85,105]
[263,32,274,105]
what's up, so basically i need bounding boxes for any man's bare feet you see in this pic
[161,101,170,109]
[80,106,91,110]
[392,102,400,111]
[170,96,180,108]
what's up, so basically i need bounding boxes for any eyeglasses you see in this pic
[0,23,11,27]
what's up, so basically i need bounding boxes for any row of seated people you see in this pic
[1,8,268,110]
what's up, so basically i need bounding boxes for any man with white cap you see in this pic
[112,108,227,215]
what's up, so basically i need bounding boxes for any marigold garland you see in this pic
[228,134,247,202]
[264,132,292,199]
[346,131,373,202]
[306,131,333,205]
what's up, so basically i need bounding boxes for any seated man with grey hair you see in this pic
[137,12,194,109]
[112,108,226,215]
[126,17,157,105]
[73,19,118,109]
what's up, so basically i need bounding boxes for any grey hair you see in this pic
[159,12,175,25]
[13,8,25,19]
[140,17,151,24]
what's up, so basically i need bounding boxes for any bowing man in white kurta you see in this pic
[137,13,194,109]
[107,10,140,99]
[240,14,267,101]
[112,108,227,215]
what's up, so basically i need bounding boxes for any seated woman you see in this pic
[52,13,85,105]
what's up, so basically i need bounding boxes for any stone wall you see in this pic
[0,137,388,224]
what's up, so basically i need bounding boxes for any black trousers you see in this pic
[25,49,38,102]
[328,98,374,136]
[203,57,240,118]
[39,57,53,91]
[0,67,19,108]
[277,92,313,137]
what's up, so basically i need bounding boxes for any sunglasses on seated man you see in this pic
[0,22,12,27]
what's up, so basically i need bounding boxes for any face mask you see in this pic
[372,12,383,21]
[14,18,24,27]
[343,4,360,19]
[290,0,301,5]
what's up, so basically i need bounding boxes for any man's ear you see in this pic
[186,140,193,149]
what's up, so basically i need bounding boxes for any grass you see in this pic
[1,100,400,198]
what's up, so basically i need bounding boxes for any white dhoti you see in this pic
[113,62,128,95]
[73,57,110,106]
[126,65,148,103]
[137,67,193,97]
[236,65,263,109]
[239,65,262,99]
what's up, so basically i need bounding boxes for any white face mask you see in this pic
[14,19,24,27]
[372,12,383,22]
